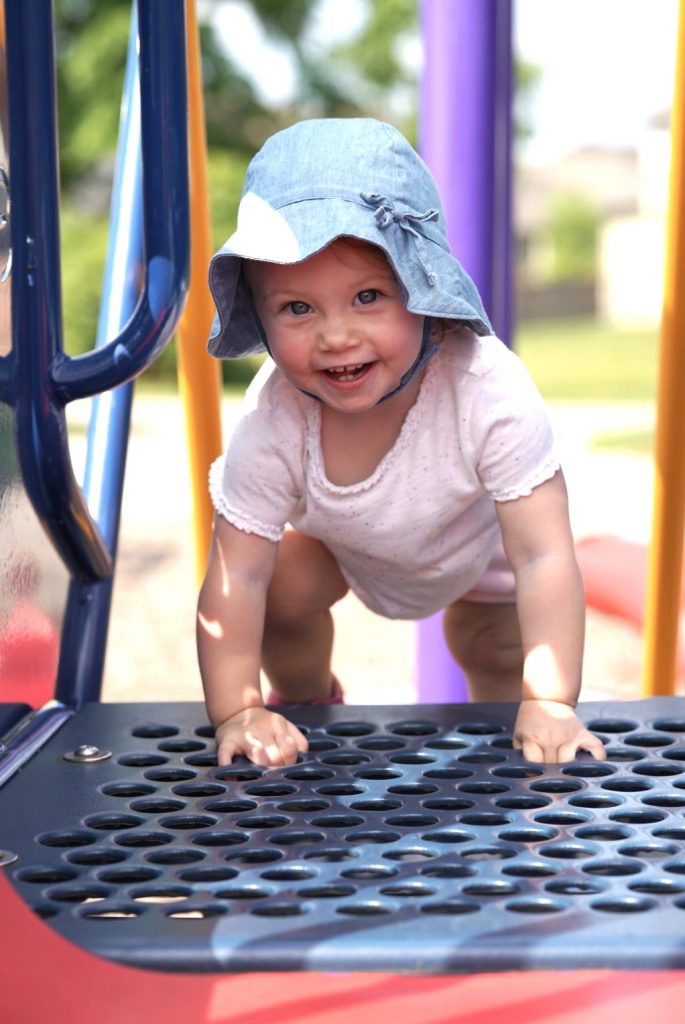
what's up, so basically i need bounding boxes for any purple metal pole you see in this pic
[416,0,513,703]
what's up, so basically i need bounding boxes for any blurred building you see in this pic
[515,110,671,326]
[598,110,671,326]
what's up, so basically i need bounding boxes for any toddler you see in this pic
[197,118,606,768]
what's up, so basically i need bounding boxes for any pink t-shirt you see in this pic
[210,331,559,619]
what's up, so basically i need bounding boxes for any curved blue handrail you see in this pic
[4,0,189,582]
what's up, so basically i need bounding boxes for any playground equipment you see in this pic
[416,0,513,703]
[4,1,685,1021]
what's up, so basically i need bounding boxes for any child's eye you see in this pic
[357,289,378,305]
[286,300,311,315]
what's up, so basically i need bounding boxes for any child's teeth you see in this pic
[328,363,365,382]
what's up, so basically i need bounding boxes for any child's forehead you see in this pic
[247,238,395,284]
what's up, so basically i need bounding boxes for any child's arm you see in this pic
[496,470,606,763]
[197,515,308,767]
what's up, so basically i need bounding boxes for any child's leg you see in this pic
[443,599,524,702]
[262,530,348,703]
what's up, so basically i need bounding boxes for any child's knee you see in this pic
[443,600,523,678]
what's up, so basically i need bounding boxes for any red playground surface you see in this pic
[2,872,685,1024]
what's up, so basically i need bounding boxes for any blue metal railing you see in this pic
[0,0,190,704]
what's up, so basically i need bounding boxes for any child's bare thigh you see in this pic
[266,529,348,619]
[443,598,523,698]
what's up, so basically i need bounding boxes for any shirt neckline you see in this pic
[305,348,440,495]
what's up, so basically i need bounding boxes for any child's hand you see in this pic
[513,699,607,763]
[214,707,309,767]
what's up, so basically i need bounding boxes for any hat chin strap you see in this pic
[377,317,438,404]
[249,305,438,406]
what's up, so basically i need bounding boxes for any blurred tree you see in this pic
[55,0,130,188]
[543,191,599,281]
[515,57,542,148]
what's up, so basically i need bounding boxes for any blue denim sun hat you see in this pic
[207,117,491,359]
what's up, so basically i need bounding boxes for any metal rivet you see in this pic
[0,850,18,867]
[63,744,112,764]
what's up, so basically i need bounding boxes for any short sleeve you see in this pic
[209,361,306,540]
[469,344,559,502]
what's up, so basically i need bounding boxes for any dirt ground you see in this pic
[89,393,663,710]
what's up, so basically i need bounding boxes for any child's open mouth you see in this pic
[323,363,371,383]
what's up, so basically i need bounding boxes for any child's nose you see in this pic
[318,314,358,352]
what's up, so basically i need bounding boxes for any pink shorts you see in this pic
[462,543,517,604]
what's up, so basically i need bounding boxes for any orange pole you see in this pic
[642,0,685,695]
[176,0,223,584]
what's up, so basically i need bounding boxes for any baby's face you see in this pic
[245,238,424,412]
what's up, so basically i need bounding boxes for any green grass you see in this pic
[591,428,654,454]
[515,318,659,403]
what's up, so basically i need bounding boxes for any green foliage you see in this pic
[542,191,599,282]
[55,0,131,186]
[59,205,108,356]
[249,0,314,41]
[329,0,417,90]
[206,148,251,248]
[0,403,17,487]
[514,58,543,147]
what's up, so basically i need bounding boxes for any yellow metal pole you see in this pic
[642,0,685,695]
[176,0,223,585]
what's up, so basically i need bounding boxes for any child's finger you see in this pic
[519,739,545,763]
[579,731,607,760]
[216,739,238,767]
[271,719,307,765]
[290,723,309,755]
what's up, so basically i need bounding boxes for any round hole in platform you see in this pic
[388,721,440,737]
[344,830,402,845]
[191,831,249,848]
[277,799,330,813]
[159,814,218,831]
[38,831,95,849]
[585,718,639,734]
[235,814,292,830]
[101,782,157,798]
[325,722,376,737]
[67,848,128,866]
[535,811,589,826]
[505,897,568,914]
[582,860,644,876]
[203,799,258,814]
[421,900,480,915]
[574,825,633,842]
[591,895,656,913]
[224,848,283,865]
[129,798,186,814]
[119,753,168,768]
[336,901,393,916]
[269,830,327,846]
[502,861,559,878]
[131,724,179,739]
[251,902,308,917]
[421,829,475,845]
[145,848,206,866]
[178,866,240,883]
[144,768,197,783]
[261,866,318,882]
[114,831,174,848]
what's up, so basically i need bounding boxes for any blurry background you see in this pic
[5,0,679,705]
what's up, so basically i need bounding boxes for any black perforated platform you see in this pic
[4,699,685,973]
